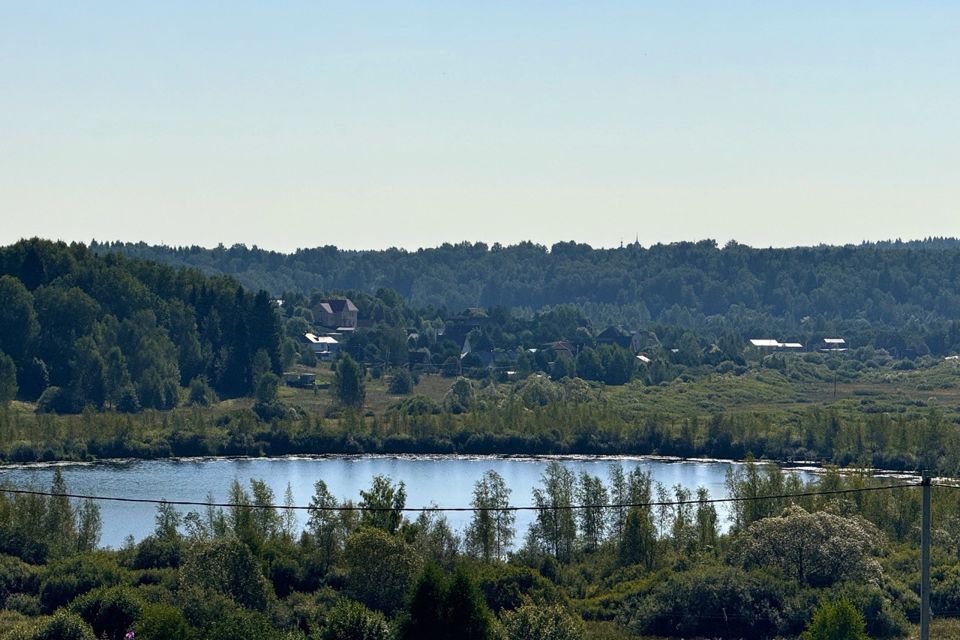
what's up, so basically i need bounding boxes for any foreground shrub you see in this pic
[69,585,142,640]
[322,599,390,640]
[618,565,790,638]
[802,599,868,640]
[501,601,585,640]
[6,610,96,640]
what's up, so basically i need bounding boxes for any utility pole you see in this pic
[921,473,931,640]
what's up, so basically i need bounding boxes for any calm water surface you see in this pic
[0,456,815,548]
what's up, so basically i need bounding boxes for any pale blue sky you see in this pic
[2,2,958,251]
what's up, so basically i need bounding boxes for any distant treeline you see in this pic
[0,239,283,412]
[97,238,960,357]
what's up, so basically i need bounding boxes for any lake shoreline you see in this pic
[0,454,809,548]
[0,451,923,480]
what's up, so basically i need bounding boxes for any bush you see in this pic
[0,555,40,607]
[343,527,423,614]
[179,538,272,611]
[187,376,217,407]
[502,602,585,640]
[35,386,71,414]
[135,603,192,640]
[933,565,960,616]
[39,555,122,614]
[132,536,181,570]
[387,396,441,416]
[7,610,96,640]
[202,607,277,640]
[299,349,317,367]
[830,583,910,639]
[802,599,868,640]
[618,565,790,638]
[116,385,142,413]
[69,585,142,640]
[322,599,391,640]
[4,593,40,617]
[474,563,562,614]
[6,441,38,463]
[388,370,414,395]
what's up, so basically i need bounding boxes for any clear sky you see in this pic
[2,2,958,252]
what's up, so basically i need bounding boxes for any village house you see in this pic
[312,298,358,329]
[821,337,847,352]
[596,326,632,349]
[749,338,804,352]
[302,333,340,360]
[543,340,575,360]
[442,307,489,345]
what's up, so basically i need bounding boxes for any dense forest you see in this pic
[0,239,283,413]
[0,462,955,639]
[95,238,960,356]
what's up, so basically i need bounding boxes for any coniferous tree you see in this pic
[334,353,366,408]
[0,275,38,361]
[248,290,283,374]
[0,351,16,404]
[445,567,497,640]
[619,507,656,569]
[220,295,252,397]
[399,563,447,640]
[399,565,496,640]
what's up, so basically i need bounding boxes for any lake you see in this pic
[0,455,816,548]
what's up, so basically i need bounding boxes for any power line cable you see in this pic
[0,481,921,513]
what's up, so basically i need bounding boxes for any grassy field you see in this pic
[277,368,455,416]
[601,357,960,423]
[7,355,960,425]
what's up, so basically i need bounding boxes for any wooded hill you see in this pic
[95,238,960,357]
[0,239,283,413]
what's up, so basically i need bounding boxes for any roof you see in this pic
[304,333,339,345]
[750,338,803,349]
[316,299,358,314]
[636,354,652,364]
[823,338,846,344]
[597,326,628,340]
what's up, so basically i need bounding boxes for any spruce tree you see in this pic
[334,353,366,408]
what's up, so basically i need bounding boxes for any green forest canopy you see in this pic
[0,239,283,412]
[97,238,960,358]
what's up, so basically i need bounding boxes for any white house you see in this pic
[749,339,804,351]
[303,333,340,360]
